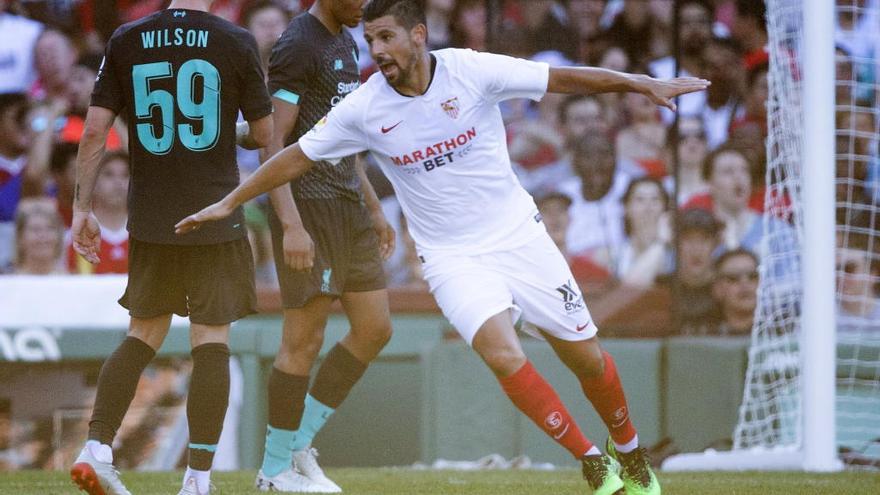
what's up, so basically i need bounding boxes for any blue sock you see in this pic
[261,425,296,477]
[290,394,334,452]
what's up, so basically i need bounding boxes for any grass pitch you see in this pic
[7,468,879,494]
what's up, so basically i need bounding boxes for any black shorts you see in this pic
[269,198,386,309]
[120,237,257,325]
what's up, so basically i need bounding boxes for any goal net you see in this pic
[665,0,880,471]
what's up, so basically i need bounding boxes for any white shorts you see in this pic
[422,231,598,345]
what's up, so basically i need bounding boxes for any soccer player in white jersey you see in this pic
[178,1,709,493]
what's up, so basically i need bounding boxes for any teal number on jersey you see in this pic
[132,59,221,154]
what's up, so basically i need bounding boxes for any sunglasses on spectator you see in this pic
[680,130,706,140]
[718,271,759,283]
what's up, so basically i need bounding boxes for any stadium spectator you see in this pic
[671,116,710,205]
[674,208,722,334]
[535,189,572,254]
[730,0,768,71]
[701,36,744,149]
[565,0,608,64]
[12,199,67,275]
[702,144,760,252]
[67,151,129,275]
[559,135,630,277]
[559,94,611,147]
[0,0,43,94]
[596,45,630,130]
[649,0,713,124]
[604,0,658,68]
[240,0,290,72]
[615,91,667,177]
[30,28,79,103]
[709,248,759,336]
[509,121,566,193]
[730,62,768,141]
[425,0,453,50]
[449,0,486,51]
[615,177,673,287]
[0,93,56,271]
[834,45,856,105]
[836,232,880,336]
[48,142,79,227]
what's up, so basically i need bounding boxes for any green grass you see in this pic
[8,468,880,494]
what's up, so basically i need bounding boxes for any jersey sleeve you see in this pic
[90,34,125,113]
[465,50,549,104]
[297,94,368,165]
[236,33,273,121]
[267,33,315,107]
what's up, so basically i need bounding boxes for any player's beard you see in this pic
[380,44,420,90]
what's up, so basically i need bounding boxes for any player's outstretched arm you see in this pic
[547,67,710,111]
[175,143,316,234]
[72,105,117,264]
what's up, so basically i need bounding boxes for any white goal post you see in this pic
[662,0,879,472]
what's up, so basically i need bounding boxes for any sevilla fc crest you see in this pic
[441,97,460,119]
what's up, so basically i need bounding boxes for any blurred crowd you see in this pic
[0,0,878,336]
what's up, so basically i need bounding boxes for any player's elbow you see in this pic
[249,115,274,148]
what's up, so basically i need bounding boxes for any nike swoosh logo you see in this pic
[552,423,570,440]
[576,321,590,332]
[381,121,403,134]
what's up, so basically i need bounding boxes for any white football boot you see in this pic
[293,447,342,493]
[255,468,329,493]
[70,444,132,495]
[177,476,215,495]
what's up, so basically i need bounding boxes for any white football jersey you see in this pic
[298,48,550,255]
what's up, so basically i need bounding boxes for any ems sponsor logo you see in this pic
[556,280,585,314]
[390,127,477,172]
[440,97,460,119]
[611,406,629,428]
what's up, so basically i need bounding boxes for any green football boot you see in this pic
[605,438,661,495]
[580,454,625,495]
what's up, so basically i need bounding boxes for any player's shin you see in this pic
[261,368,309,477]
[498,360,594,458]
[184,343,230,492]
[579,351,638,451]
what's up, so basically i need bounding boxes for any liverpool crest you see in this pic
[440,97,460,119]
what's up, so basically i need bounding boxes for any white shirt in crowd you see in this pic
[299,48,550,255]
[558,170,629,257]
[0,12,43,94]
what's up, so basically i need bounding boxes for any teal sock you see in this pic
[290,394,334,452]
[261,425,296,477]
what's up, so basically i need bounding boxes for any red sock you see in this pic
[579,351,637,445]
[498,360,593,458]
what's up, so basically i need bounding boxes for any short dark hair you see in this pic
[701,143,752,181]
[0,92,29,120]
[239,0,288,29]
[714,247,759,273]
[50,142,79,175]
[364,0,426,30]
[735,0,766,30]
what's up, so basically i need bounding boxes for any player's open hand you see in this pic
[282,225,315,272]
[641,76,711,112]
[370,209,396,261]
[175,200,234,235]
[71,210,102,264]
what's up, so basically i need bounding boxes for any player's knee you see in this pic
[480,346,527,376]
[355,322,392,351]
[575,352,605,379]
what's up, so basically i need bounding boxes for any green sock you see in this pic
[261,425,296,477]
[290,394,334,452]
